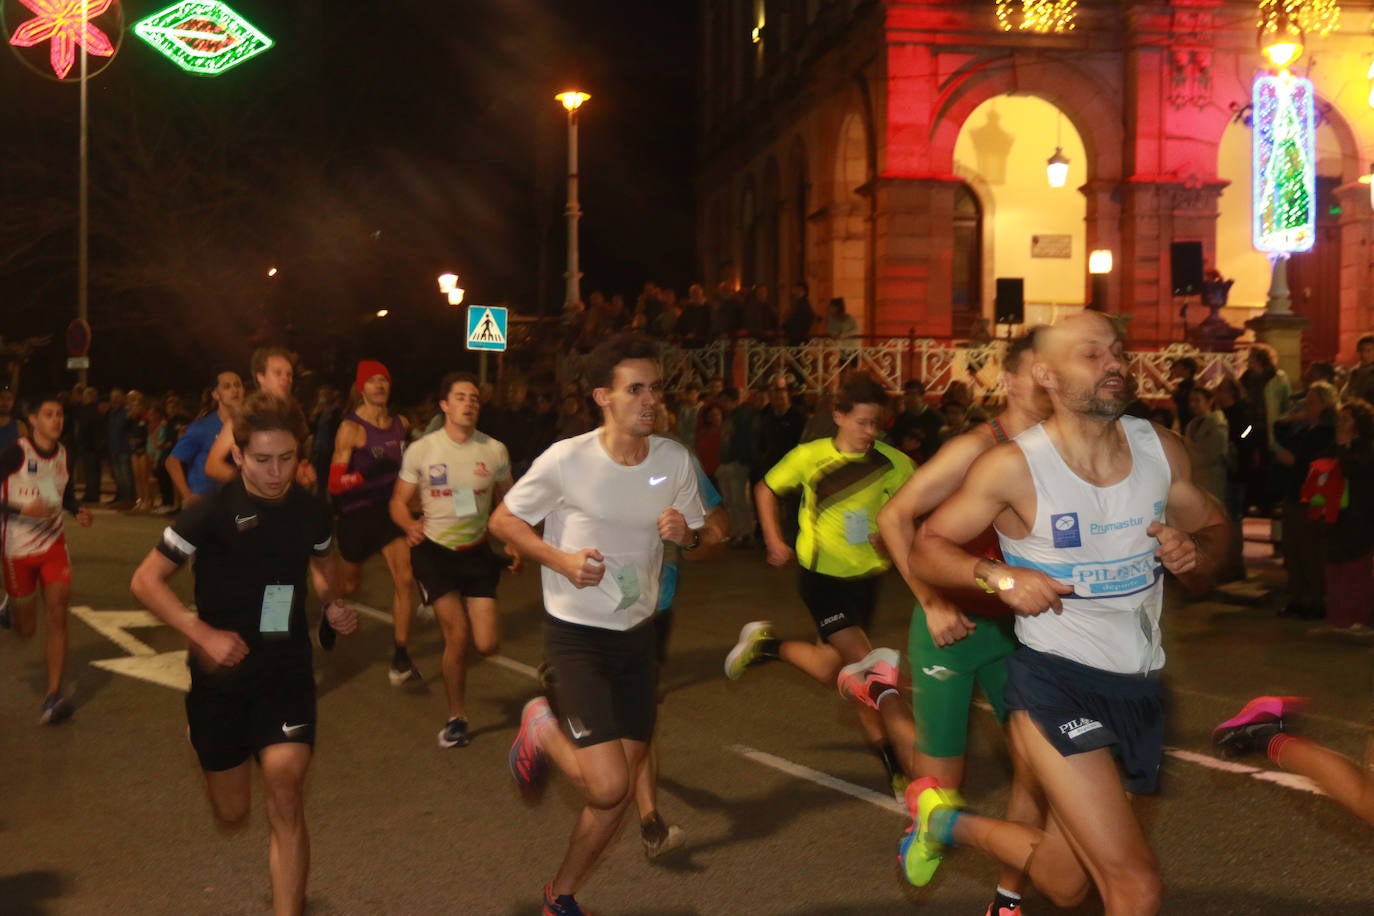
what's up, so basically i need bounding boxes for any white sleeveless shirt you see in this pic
[997,416,1173,675]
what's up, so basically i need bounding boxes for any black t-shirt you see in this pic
[156,479,332,651]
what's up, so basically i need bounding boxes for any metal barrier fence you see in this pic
[562,337,1248,401]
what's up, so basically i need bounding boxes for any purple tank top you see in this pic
[339,411,405,513]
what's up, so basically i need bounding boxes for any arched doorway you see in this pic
[832,111,869,327]
[952,184,983,337]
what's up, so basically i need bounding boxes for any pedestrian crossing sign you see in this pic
[466,306,508,352]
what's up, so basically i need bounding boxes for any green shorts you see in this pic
[907,601,1017,758]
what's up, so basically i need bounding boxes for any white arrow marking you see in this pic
[70,606,192,692]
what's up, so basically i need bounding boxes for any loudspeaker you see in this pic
[994,278,1024,325]
[1171,241,1204,296]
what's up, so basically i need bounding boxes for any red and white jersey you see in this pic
[1,438,70,559]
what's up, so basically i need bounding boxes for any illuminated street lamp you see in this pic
[556,90,590,310]
[438,272,465,305]
[1260,6,1304,70]
[1088,249,1113,311]
[267,266,278,278]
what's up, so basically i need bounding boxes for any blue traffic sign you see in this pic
[466,306,508,352]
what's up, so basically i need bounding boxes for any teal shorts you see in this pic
[907,601,1017,758]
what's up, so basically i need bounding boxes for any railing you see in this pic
[561,337,1248,401]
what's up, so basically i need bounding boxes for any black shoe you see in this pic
[318,615,336,651]
[437,716,470,748]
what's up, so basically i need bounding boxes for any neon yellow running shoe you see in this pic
[898,776,964,887]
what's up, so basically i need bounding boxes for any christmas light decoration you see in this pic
[996,0,1077,33]
[1257,0,1340,41]
[1252,74,1316,253]
[132,0,272,76]
[7,0,116,80]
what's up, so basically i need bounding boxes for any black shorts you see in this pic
[336,500,405,564]
[1004,646,1167,795]
[542,613,658,749]
[411,538,501,604]
[185,650,316,773]
[798,567,881,639]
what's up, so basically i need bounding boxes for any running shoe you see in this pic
[985,904,1019,916]
[437,716,470,749]
[837,647,900,711]
[898,776,964,887]
[38,693,72,726]
[1213,695,1308,756]
[509,697,553,803]
[641,812,686,860]
[724,621,773,680]
[0,595,10,630]
[543,883,590,916]
[388,661,423,687]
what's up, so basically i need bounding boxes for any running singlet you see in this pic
[0,438,76,558]
[502,430,706,630]
[764,438,914,578]
[398,429,511,549]
[998,416,1172,675]
[337,411,406,514]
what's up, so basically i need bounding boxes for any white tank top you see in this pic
[2,438,69,559]
[997,416,1173,675]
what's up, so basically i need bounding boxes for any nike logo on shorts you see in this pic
[281,722,310,737]
[567,717,591,740]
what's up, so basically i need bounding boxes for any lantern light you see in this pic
[1088,250,1114,274]
[1046,148,1070,188]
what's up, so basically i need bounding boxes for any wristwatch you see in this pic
[974,561,1015,595]
[682,529,702,552]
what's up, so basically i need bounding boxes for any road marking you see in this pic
[70,606,191,692]
[1164,747,1322,795]
[727,744,906,815]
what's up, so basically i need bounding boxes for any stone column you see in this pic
[1334,180,1374,361]
[869,175,959,338]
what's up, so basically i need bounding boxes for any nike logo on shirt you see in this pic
[648,476,667,486]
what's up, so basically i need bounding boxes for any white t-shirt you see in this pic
[399,428,511,550]
[503,430,706,630]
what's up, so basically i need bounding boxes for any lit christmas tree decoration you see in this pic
[996,0,1077,33]
[1252,73,1316,253]
[7,0,116,80]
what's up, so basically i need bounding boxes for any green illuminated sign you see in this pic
[132,1,271,76]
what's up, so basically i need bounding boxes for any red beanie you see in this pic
[355,360,391,394]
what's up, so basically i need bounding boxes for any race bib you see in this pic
[843,509,870,546]
[259,585,294,635]
[450,486,478,518]
[612,566,641,611]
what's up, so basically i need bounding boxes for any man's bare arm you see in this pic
[203,423,237,483]
[488,502,604,588]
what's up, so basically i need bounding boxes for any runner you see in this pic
[864,330,1049,915]
[390,371,514,747]
[491,332,716,916]
[166,369,244,505]
[203,347,315,490]
[130,392,358,916]
[724,370,915,789]
[1214,696,1374,827]
[0,393,93,721]
[329,360,419,687]
[903,312,1228,914]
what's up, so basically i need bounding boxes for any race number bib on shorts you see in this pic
[260,585,294,634]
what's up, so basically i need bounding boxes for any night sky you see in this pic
[0,0,698,396]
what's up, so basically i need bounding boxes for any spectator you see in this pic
[717,387,757,546]
[654,287,681,339]
[489,380,540,478]
[606,293,631,333]
[676,383,703,453]
[126,390,154,512]
[826,297,859,343]
[1214,375,1257,580]
[782,282,816,345]
[710,281,742,341]
[1313,398,1374,634]
[678,284,711,347]
[555,392,593,440]
[309,386,343,496]
[888,378,945,464]
[1274,381,1338,618]
[72,385,103,503]
[1241,342,1292,512]
[0,387,28,454]
[105,387,135,509]
[695,403,725,480]
[1184,386,1229,505]
[740,285,777,341]
[1342,334,1374,402]
[1170,356,1199,430]
[147,404,178,513]
[756,374,809,547]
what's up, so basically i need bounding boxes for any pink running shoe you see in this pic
[1213,695,1309,757]
[837,647,900,711]
[509,697,554,802]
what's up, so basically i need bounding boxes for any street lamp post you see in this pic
[556,91,589,311]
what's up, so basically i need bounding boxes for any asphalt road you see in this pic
[2,510,1372,915]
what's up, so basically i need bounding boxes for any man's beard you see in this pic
[1068,376,1127,420]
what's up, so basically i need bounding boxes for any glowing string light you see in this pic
[1252,74,1316,254]
[1257,0,1341,40]
[7,0,115,80]
[133,0,272,76]
[996,0,1077,33]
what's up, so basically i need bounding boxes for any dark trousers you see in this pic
[110,452,135,502]
[81,451,103,502]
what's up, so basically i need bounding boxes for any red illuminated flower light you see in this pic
[9,0,115,80]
